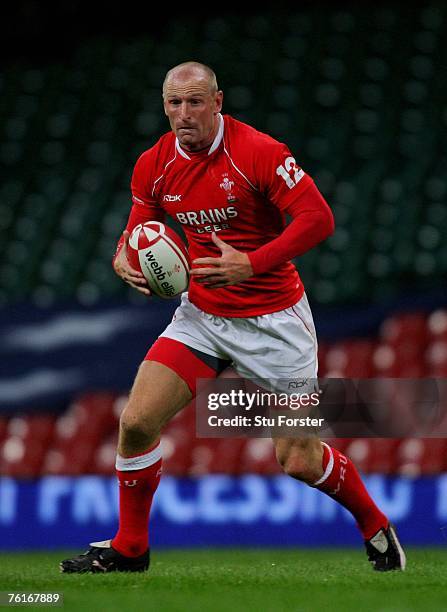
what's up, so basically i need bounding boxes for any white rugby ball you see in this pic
[127,221,190,298]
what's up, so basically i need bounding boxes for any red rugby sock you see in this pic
[112,443,162,557]
[313,443,388,540]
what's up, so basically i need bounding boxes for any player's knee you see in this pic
[276,439,323,483]
[119,409,159,448]
[280,452,312,481]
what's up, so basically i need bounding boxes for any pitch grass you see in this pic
[1,548,446,612]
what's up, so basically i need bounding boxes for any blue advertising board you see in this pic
[1,475,446,550]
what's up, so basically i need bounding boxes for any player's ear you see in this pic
[214,90,223,114]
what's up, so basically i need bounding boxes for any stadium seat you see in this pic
[372,342,426,377]
[396,438,447,476]
[42,393,118,475]
[344,438,400,474]
[367,439,401,473]
[238,439,280,474]
[187,438,246,476]
[388,312,427,337]
[90,433,118,475]
[0,415,55,477]
[427,309,447,341]
[325,340,375,377]
[426,339,447,376]
[343,438,372,473]
[317,342,329,376]
[0,418,8,444]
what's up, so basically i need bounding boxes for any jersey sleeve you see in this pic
[247,181,335,275]
[128,149,165,228]
[254,139,314,211]
[112,149,165,262]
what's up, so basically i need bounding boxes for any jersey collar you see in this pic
[175,113,224,160]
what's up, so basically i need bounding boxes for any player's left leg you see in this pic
[274,435,389,539]
[273,435,406,571]
[225,293,405,571]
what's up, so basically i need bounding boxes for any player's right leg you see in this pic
[60,337,228,573]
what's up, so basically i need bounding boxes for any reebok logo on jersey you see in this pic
[163,194,182,202]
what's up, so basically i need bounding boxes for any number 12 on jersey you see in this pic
[276,156,305,189]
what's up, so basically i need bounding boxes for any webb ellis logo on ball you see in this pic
[144,250,176,296]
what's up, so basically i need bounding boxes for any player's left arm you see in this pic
[191,184,333,287]
[191,145,334,288]
[246,181,335,276]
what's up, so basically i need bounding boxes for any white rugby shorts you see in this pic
[159,293,318,388]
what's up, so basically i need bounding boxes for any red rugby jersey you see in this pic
[125,114,323,317]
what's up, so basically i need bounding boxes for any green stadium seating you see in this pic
[0,3,446,306]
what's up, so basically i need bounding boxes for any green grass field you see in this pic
[1,548,446,612]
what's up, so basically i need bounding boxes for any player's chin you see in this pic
[177,131,197,143]
[178,138,195,147]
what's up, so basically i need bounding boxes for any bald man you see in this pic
[61,62,405,574]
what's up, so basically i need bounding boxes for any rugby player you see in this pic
[61,62,405,573]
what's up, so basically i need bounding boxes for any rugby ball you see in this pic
[127,221,190,298]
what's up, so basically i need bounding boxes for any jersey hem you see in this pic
[188,285,305,318]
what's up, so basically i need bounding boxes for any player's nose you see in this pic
[178,102,191,121]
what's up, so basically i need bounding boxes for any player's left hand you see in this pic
[190,232,253,288]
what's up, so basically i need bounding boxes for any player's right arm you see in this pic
[113,149,165,295]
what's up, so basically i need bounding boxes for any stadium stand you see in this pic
[0,3,446,481]
[0,3,446,307]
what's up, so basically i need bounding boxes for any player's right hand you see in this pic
[113,230,151,296]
